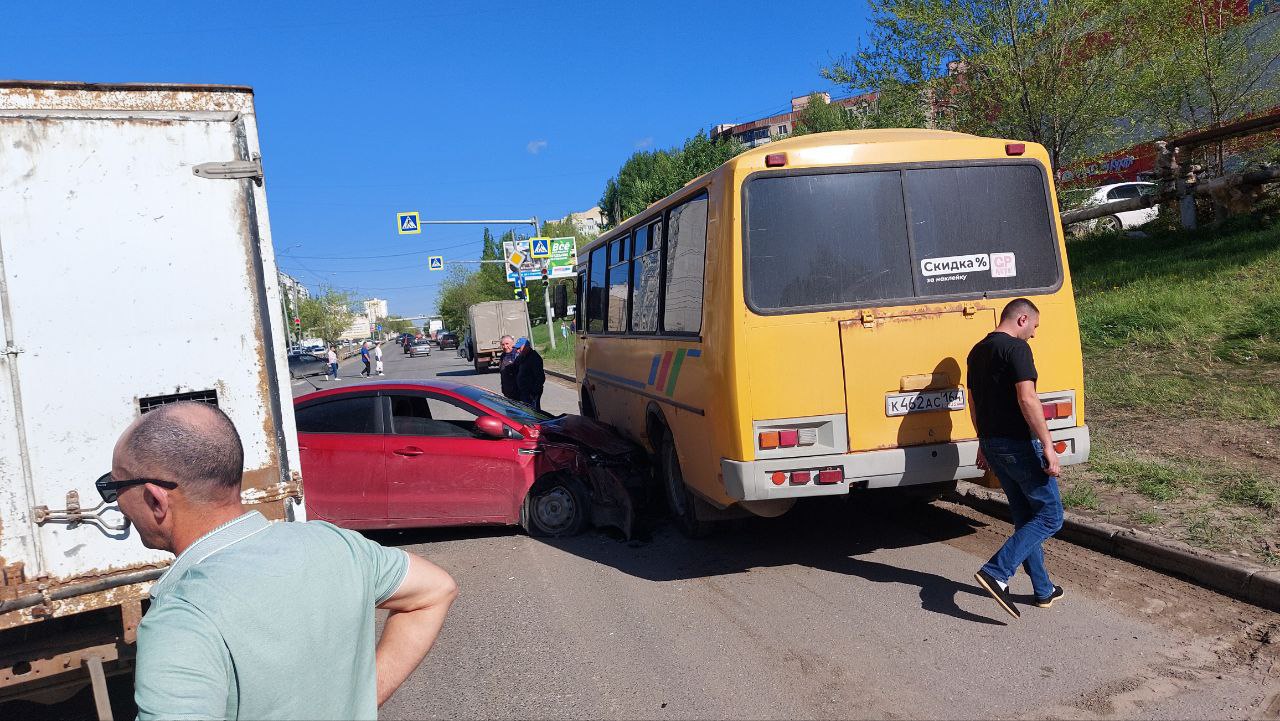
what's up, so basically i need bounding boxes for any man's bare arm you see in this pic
[1015,380,1061,476]
[375,554,458,706]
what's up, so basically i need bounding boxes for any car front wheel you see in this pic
[1096,215,1122,233]
[522,475,589,537]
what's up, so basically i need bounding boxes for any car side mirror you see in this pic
[552,283,568,319]
[475,416,508,439]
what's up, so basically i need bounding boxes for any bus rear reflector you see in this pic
[1005,143,1025,156]
[765,153,787,167]
[790,471,811,485]
[1053,441,1068,454]
[771,471,787,486]
[816,468,842,484]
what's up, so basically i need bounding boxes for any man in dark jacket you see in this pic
[513,337,545,411]
[497,335,519,399]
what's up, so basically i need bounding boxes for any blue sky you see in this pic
[5,1,870,316]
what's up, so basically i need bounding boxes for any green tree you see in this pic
[790,93,861,136]
[298,287,356,346]
[599,131,743,226]
[822,0,1157,169]
[1133,0,1280,174]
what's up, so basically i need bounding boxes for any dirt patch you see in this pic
[1059,405,1280,566]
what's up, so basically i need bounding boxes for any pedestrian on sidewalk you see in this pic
[513,337,545,411]
[104,401,458,720]
[360,341,372,378]
[327,345,339,381]
[968,298,1064,620]
[498,335,518,399]
[374,342,384,376]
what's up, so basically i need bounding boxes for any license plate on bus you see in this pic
[885,389,966,417]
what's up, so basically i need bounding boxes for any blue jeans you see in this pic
[329,362,338,378]
[978,437,1063,598]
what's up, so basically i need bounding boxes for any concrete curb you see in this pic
[951,481,1280,612]
[545,369,576,385]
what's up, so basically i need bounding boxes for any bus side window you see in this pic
[607,234,631,332]
[587,245,607,333]
[630,219,662,334]
[663,192,708,334]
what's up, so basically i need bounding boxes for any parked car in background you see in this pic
[1074,182,1159,232]
[293,380,645,536]
[409,338,432,357]
[437,332,459,350]
[288,353,328,379]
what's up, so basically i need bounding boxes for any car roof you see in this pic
[294,379,484,404]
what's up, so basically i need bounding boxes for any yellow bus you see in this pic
[573,129,1089,535]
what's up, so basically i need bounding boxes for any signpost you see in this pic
[427,255,444,271]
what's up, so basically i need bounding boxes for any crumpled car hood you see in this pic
[537,414,638,456]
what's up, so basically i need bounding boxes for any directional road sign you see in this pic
[530,237,551,259]
[427,256,444,271]
[396,211,421,235]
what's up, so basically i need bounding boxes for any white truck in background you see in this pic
[466,300,531,373]
[0,81,302,716]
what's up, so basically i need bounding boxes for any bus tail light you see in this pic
[815,468,843,485]
[758,427,818,450]
[771,471,787,486]
[790,470,811,485]
[765,153,787,167]
[1041,399,1074,420]
[1005,143,1025,156]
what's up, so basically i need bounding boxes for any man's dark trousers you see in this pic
[978,437,1063,599]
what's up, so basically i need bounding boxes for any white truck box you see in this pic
[0,81,302,708]
[468,300,531,372]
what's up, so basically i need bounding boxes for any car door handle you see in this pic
[394,447,424,457]
[518,448,542,455]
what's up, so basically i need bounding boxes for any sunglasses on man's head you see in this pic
[96,472,178,504]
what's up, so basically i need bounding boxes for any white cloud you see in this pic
[635,136,654,149]
[526,139,548,154]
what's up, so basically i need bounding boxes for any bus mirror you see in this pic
[553,283,568,318]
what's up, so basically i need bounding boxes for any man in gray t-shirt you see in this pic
[103,401,457,719]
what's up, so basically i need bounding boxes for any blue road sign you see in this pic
[427,255,444,271]
[396,211,421,235]
[514,273,526,289]
[530,237,551,259]
[377,324,382,331]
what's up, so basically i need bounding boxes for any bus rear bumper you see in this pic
[721,425,1091,502]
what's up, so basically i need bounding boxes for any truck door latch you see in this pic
[33,490,131,533]
[193,154,264,186]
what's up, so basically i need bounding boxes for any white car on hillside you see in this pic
[1078,182,1159,232]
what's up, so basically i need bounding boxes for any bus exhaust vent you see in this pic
[139,389,219,414]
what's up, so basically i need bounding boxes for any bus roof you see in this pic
[583,128,993,252]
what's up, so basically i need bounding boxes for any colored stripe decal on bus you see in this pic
[686,349,701,358]
[664,349,687,396]
[647,355,661,386]
[589,368,647,389]
[655,351,674,390]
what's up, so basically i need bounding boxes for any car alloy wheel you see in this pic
[1097,215,1122,233]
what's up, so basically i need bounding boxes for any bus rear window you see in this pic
[744,163,1060,313]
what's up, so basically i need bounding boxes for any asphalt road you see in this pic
[335,345,1280,720]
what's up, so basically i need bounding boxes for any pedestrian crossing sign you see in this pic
[427,256,444,271]
[396,211,421,235]
[530,237,551,259]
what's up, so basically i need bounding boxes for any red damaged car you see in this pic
[294,380,644,537]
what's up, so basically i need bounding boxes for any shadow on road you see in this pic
[434,369,487,377]
[550,500,1003,624]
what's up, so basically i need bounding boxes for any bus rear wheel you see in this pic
[659,429,712,538]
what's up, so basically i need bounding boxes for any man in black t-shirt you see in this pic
[967,298,1064,620]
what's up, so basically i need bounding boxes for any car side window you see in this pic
[296,396,379,434]
[390,394,482,438]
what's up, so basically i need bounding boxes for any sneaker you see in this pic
[974,569,1021,619]
[1033,586,1064,608]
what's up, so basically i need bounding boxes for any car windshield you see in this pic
[452,385,554,426]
